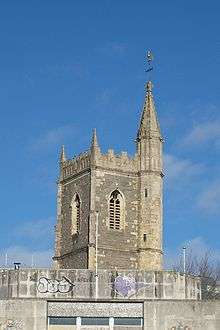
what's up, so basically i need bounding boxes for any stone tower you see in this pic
[53,80,163,271]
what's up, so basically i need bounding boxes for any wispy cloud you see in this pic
[38,63,88,80]
[182,120,220,148]
[23,62,88,87]
[30,124,76,152]
[183,237,216,259]
[98,42,127,56]
[164,153,204,185]
[0,218,54,268]
[96,88,114,106]
[0,246,53,268]
[197,180,220,215]
[14,217,54,239]
[165,236,220,270]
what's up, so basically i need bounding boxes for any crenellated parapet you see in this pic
[60,145,140,181]
[94,149,139,173]
[61,151,91,181]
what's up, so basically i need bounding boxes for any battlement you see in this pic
[96,149,139,173]
[60,147,139,181]
[61,150,91,180]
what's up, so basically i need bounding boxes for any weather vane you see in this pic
[146,50,154,79]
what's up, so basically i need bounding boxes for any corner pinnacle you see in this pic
[91,128,99,149]
[60,145,66,163]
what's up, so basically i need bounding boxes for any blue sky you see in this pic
[0,0,220,268]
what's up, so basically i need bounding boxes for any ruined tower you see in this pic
[53,79,163,271]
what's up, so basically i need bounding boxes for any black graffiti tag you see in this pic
[37,276,74,293]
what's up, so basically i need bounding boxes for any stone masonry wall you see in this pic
[55,171,91,269]
[91,168,140,270]
[55,148,164,271]
[138,172,163,270]
[55,124,163,271]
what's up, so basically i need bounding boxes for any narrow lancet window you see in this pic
[109,190,124,230]
[71,193,81,235]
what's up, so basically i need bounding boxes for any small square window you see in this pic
[114,317,142,326]
[49,317,76,325]
[81,317,109,325]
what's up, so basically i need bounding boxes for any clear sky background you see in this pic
[0,0,219,268]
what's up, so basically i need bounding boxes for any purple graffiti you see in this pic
[114,276,146,297]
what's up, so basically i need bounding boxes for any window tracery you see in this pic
[109,190,124,230]
[71,193,81,234]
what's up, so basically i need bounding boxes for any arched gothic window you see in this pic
[109,190,124,230]
[71,193,81,235]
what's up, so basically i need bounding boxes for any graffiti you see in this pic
[3,319,24,329]
[37,276,74,294]
[114,275,147,297]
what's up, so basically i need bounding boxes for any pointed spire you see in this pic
[60,145,66,163]
[137,81,161,141]
[91,128,99,149]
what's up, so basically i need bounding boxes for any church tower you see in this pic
[53,74,163,271]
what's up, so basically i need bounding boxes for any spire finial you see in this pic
[146,81,153,93]
[146,50,154,81]
[136,52,161,142]
[60,145,66,163]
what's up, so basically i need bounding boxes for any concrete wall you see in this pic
[0,299,47,330]
[0,269,201,300]
[47,301,143,317]
[0,299,219,330]
[144,300,220,329]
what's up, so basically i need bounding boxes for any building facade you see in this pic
[53,81,163,271]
